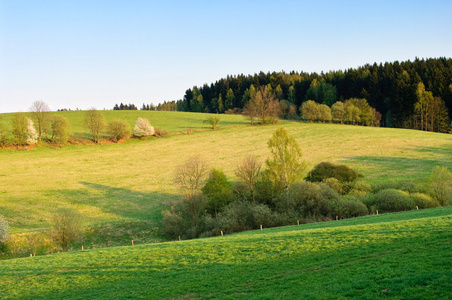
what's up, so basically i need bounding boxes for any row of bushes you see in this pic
[163,162,451,240]
[0,110,167,148]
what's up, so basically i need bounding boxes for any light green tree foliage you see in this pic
[266,128,306,199]
[331,101,345,123]
[108,119,132,141]
[243,85,280,124]
[300,100,320,122]
[346,98,372,125]
[429,166,452,206]
[344,103,361,124]
[51,115,71,143]
[241,84,257,108]
[133,117,154,137]
[318,104,332,123]
[204,116,221,130]
[51,208,83,252]
[225,88,235,110]
[415,82,429,131]
[201,168,233,216]
[305,79,337,106]
[83,108,106,143]
[11,113,28,145]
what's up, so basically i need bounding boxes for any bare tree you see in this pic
[235,155,261,204]
[174,156,209,202]
[29,101,51,142]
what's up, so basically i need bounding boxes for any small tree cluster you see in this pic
[243,85,280,125]
[300,98,381,126]
[108,119,132,141]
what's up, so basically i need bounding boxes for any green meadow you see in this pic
[1,111,452,243]
[0,207,450,299]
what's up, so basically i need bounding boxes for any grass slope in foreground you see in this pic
[1,207,451,299]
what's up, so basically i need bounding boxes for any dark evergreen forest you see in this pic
[151,58,452,132]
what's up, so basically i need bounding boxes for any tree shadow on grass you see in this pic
[55,181,178,221]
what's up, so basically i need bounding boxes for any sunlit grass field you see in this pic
[0,207,450,299]
[1,111,452,243]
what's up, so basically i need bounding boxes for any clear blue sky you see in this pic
[1,0,451,113]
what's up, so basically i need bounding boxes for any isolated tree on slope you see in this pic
[133,117,154,137]
[83,108,106,143]
[265,128,306,200]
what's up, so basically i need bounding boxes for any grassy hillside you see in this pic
[0,110,247,136]
[0,207,450,299]
[1,111,452,248]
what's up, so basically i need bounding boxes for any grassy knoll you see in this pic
[1,112,452,249]
[0,207,451,299]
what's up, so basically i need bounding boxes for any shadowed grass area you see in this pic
[0,207,450,299]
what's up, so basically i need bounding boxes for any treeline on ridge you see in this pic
[152,57,451,132]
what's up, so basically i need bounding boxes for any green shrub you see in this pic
[162,194,209,240]
[322,178,343,194]
[363,189,416,213]
[201,169,233,216]
[372,180,425,194]
[108,119,132,141]
[306,162,362,183]
[215,201,275,235]
[330,196,368,218]
[51,115,71,143]
[410,193,440,209]
[348,181,371,197]
[285,181,339,219]
[428,166,452,206]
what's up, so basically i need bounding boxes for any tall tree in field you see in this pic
[415,82,429,131]
[243,85,280,124]
[235,155,262,204]
[83,108,106,143]
[29,101,51,142]
[287,85,296,104]
[51,208,83,252]
[265,128,306,199]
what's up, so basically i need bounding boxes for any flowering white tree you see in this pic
[26,117,38,144]
[133,117,155,137]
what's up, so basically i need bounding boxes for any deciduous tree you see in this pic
[83,108,106,143]
[108,119,132,141]
[29,101,51,142]
[235,155,262,204]
[51,115,71,143]
[133,117,154,137]
[300,100,319,122]
[243,85,280,124]
[51,208,83,252]
[265,128,306,199]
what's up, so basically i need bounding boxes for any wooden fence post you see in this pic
[376,210,379,215]
[260,224,263,231]
[132,240,134,246]
[297,220,299,225]
[221,230,223,236]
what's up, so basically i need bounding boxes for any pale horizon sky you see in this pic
[1,0,451,113]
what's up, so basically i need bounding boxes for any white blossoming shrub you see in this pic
[133,117,155,137]
[26,117,38,144]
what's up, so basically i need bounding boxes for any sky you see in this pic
[0,0,451,113]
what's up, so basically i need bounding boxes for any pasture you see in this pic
[0,111,452,248]
[0,206,450,299]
